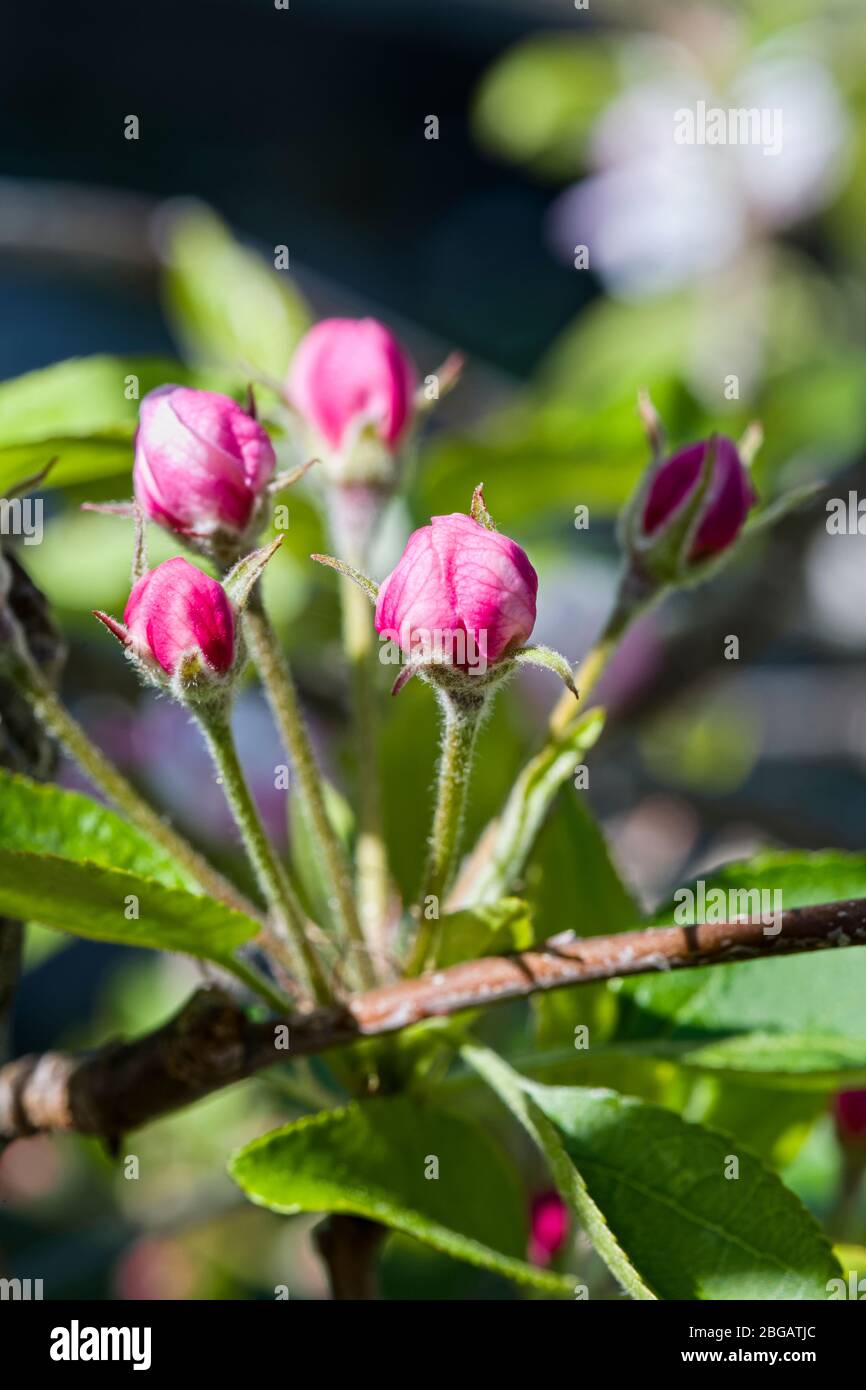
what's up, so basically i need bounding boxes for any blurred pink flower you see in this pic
[548,53,851,300]
[287,317,417,455]
[114,1237,197,1301]
[834,1089,866,1144]
[529,1191,568,1266]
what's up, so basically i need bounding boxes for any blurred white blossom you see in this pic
[549,32,852,300]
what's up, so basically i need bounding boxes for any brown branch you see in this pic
[1,896,865,1144]
[314,1216,386,1300]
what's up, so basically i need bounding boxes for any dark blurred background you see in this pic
[1,0,587,377]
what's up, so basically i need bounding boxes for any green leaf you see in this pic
[526,793,639,1046]
[0,436,133,496]
[22,923,73,971]
[163,204,310,380]
[466,1048,841,1300]
[617,851,866,1042]
[676,1032,866,1090]
[835,1244,866,1284]
[685,1082,824,1170]
[0,770,192,887]
[539,294,696,412]
[527,791,639,941]
[0,354,190,446]
[472,36,619,179]
[0,355,196,492]
[528,1083,841,1300]
[495,1043,825,1164]
[230,1095,573,1295]
[434,898,535,969]
[456,706,606,908]
[419,401,646,527]
[0,849,257,963]
[463,1045,655,1300]
[534,1032,866,1093]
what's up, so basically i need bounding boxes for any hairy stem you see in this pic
[343,578,390,948]
[329,485,391,957]
[244,594,374,988]
[19,662,257,920]
[222,954,296,1015]
[195,705,333,1004]
[408,692,484,975]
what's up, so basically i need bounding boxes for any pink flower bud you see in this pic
[529,1191,568,1266]
[642,435,755,561]
[287,317,417,456]
[133,386,276,538]
[123,557,235,676]
[374,513,537,667]
[834,1089,866,1145]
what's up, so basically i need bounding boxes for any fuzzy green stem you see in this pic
[17,659,257,920]
[327,486,392,958]
[407,692,484,975]
[195,704,333,1005]
[244,595,375,990]
[341,575,391,950]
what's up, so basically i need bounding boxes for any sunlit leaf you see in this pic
[0,849,257,962]
[466,1048,841,1300]
[162,203,310,380]
[231,1095,574,1294]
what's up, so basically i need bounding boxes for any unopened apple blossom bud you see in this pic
[95,540,282,705]
[623,434,757,593]
[642,435,755,563]
[95,556,235,702]
[316,487,575,703]
[375,511,538,672]
[286,317,417,486]
[133,386,275,543]
[125,559,234,675]
[529,1191,568,1266]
